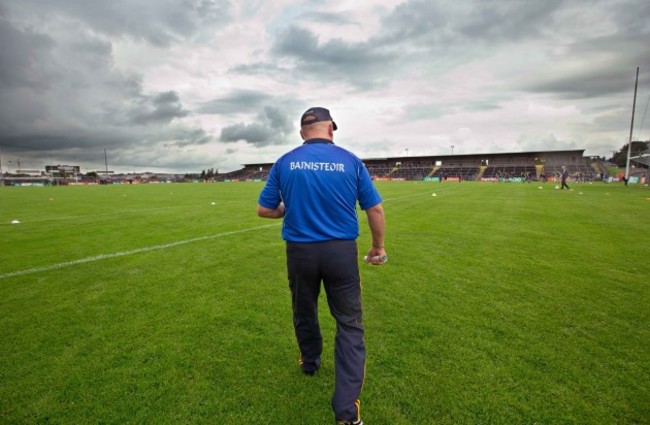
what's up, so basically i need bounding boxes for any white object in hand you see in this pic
[363,255,388,264]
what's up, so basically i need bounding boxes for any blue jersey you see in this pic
[258,138,382,243]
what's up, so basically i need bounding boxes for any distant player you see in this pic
[560,165,570,190]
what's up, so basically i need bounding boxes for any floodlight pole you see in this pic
[625,66,639,180]
[104,149,109,174]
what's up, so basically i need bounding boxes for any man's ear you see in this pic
[300,128,306,140]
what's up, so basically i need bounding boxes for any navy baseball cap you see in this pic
[300,107,337,130]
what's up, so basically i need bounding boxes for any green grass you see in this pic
[1,181,649,424]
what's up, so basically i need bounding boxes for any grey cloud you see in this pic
[220,106,294,146]
[200,91,301,146]
[374,0,647,51]
[3,0,232,47]
[524,66,645,100]
[514,133,578,153]
[457,1,563,41]
[379,0,562,46]
[129,91,189,125]
[159,127,213,147]
[273,27,319,59]
[0,134,78,152]
[373,0,649,102]
[198,90,272,114]
[272,26,399,89]
[3,0,647,172]
[264,106,292,131]
[221,122,275,145]
[0,13,212,171]
[228,62,287,77]
[0,15,55,89]
[0,121,213,170]
[518,6,650,99]
[3,118,213,160]
[464,101,502,112]
[404,104,448,121]
[377,1,448,44]
[297,12,359,26]
[609,0,650,35]
[0,129,130,165]
[374,0,649,100]
[593,109,637,133]
[267,1,565,89]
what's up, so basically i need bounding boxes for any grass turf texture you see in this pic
[1,181,648,424]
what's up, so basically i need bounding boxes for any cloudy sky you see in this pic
[1,0,649,174]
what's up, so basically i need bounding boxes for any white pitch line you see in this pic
[0,223,281,280]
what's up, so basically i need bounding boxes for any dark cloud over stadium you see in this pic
[0,0,649,173]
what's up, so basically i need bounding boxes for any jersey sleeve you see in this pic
[258,161,283,209]
[357,161,382,210]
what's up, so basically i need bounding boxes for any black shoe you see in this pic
[299,358,319,376]
[336,420,363,425]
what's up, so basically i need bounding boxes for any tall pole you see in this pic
[625,66,639,180]
[104,149,108,174]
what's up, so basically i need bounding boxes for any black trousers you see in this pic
[286,240,365,422]
[561,178,570,189]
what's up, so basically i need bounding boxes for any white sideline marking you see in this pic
[0,223,280,280]
[2,187,454,280]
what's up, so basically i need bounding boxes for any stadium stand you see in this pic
[222,149,603,182]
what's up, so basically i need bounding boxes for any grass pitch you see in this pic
[1,181,649,424]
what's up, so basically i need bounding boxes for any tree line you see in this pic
[608,141,649,167]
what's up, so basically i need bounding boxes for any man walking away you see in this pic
[257,107,386,425]
[560,165,570,190]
